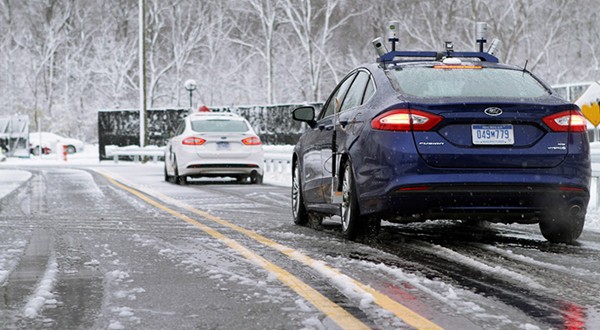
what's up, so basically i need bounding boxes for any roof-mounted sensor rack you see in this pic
[373,21,501,65]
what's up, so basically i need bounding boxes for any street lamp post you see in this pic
[184,79,197,109]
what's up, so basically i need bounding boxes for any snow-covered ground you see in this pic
[1,145,600,329]
[1,144,600,232]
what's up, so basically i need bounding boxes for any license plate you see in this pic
[216,141,230,150]
[472,124,514,145]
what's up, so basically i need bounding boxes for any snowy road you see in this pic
[1,164,600,329]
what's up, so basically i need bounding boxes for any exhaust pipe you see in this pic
[569,204,582,217]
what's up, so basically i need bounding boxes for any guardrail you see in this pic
[105,145,165,163]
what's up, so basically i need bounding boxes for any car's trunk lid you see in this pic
[410,101,572,168]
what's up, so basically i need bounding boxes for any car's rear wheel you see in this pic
[341,162,380,240]
[539,205,585,244]
[292,161,309,225]
[66,145,76,154]
[251,172,263,184]
[173,156,187,185]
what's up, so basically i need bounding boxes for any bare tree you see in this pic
[0,0,598,141]
[230,0,283,104]
[281,0,368,102]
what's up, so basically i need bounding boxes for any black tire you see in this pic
[164,163,171,182]
[539,207,585,244]
[292,161,309,225]
[341,162,380,240]
[66,145,76,154]
[251,173,263,184]
[173,157,187,185]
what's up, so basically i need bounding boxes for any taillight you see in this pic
[371,109,442,131]
[182,137,206,145]
[242,136,261,145]
[543,110,587,132]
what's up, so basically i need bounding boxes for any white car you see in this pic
[164,112,264,184]
[29,132,85,155]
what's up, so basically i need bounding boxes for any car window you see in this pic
[319,72,356,119]
[340,71,370,112]
[392,67,550,98]
[362,76,375,104]
[191,119,250,133]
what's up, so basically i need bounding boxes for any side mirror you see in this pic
[293,106,317,128]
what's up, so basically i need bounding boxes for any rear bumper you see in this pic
[352,129,590,222]
[181,163,263,177]
[361,183,589,223]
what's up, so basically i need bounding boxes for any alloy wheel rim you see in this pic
[292,165,300,216]
[341,166,351,231]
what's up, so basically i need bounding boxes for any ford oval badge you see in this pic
[484,107,503,116]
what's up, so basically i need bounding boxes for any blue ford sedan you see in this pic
[291,50,590,244]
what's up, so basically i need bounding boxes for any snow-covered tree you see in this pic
[0,0,598,142]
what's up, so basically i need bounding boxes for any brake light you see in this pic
[371,109,442,131]
[433,65,482,69]
[543,110,587,132]
[182,137,206,145]
[242,136,262,145]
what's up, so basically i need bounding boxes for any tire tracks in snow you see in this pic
[0,170,104,329]
[365,224,600,328]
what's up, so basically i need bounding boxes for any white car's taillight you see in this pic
[182,137,206,145]
[242,136,261,145]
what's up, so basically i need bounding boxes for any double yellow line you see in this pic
[101,172,442,330]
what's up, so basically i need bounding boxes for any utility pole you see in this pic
[139,0,147,147]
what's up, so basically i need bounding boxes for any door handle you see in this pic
[319,124,334,131]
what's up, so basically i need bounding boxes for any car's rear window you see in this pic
[191,119,249,133]
[392,67,550,98]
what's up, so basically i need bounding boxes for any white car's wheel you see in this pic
[173,156,187,185]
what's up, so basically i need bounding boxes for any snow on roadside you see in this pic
[0,170,32,200]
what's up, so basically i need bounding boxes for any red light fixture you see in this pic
[242,136,262,145]
[182,137,206,145]
[559,186,584,192]
[371,109,443,131]
[543,110,587,132]
[398,186,430,191]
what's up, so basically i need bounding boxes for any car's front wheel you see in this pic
[341,162,380,240]
[164,163,171,182]
[539,204,585,244]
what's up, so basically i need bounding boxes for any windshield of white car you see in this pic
[391,66,551,99]
[191,119,250,133]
